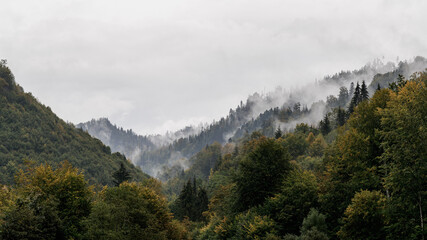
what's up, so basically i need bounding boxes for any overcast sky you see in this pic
[1,0,427,134]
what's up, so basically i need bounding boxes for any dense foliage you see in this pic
[0,163,188,240]
[1,60,427,239]
[159,72,427,239]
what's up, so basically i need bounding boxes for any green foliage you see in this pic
[300,209,328,235]
[259,168,319,235]
[360,80,369,101]
[85,182,188,240]
[338,190,386,240]
[388,74,408,92]
[319,114,331,136]
[307,134,327,157]
[282,133,309,159]
[320,128,380,235]
[300,229,329,240]
[337,86,349,107]
[112,163,131,186]
[336,107,346,127]
[379,74,427,239]
[172,178,209,222]
[235,137,291,211]
[198,210,279,240]
[0,162,92,240]
[274,127,282,139]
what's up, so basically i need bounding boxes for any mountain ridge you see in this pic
[0,61,149,185]
[78,57,427,177]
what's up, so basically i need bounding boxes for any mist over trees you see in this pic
[1,58,426,239]
[79,57,427,182]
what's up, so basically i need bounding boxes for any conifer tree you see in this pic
[112,163,131,187]
[336,107,346,127]
[348,82,361,114]
[319,114,331,136]
[360,80,369,101]
[173,178,208,221]
[275,126,283,139]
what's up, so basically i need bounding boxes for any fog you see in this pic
[2,0,427,135]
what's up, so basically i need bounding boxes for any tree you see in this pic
[338,190,386,240]
[283,133,309,159]
[85,182,187,240]
[336,107,346,127]
[307,135,327,157]
[319,114,331,136]
[172,178,208,221]
[235,137,291,211]
[338,86,349,107]
[326,95,338,108]
[260,169,319,235]
[112,162,131,186]
[388,74,407,92]
[275,126,283,139]
[300,208,328,236]
[0,162,92,240]
[379,75,427,239]
[320,128,381,236]
[293,102,301,113]
[348,82,361,114]
[360,80,369,101]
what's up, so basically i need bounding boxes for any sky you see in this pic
[1,0,427,135]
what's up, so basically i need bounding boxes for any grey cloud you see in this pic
[1,0,427,134]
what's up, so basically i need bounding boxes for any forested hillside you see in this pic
[0,60,425,239]
[164,71,427,239]
[0,61,148,186]
[80,57,427,180]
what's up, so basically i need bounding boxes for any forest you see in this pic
[0,60,426,239]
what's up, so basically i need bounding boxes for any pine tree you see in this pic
[174,178,208,221]
[319,114,331,136]
[389,74,407,92]
[360,80,369,101]
[275,126,283,139]
[336,107,346,127]
[112,163,131,187]
[348,82,361,114]
[195,188,209,221]
[376,83,381,91]
[354,82,361,103]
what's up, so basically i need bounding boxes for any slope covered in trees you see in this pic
[161,71,427,239]
[1,59,426,239]
[0,61,148,186]
[80,58,425,179]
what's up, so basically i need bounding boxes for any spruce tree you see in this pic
[360,80,369,101]
[348,82,361,114]
[275,126,283,139]
[336,107,346,127]
[354,82,361,103]
[319,114,331,136]
[112,163,131,187]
